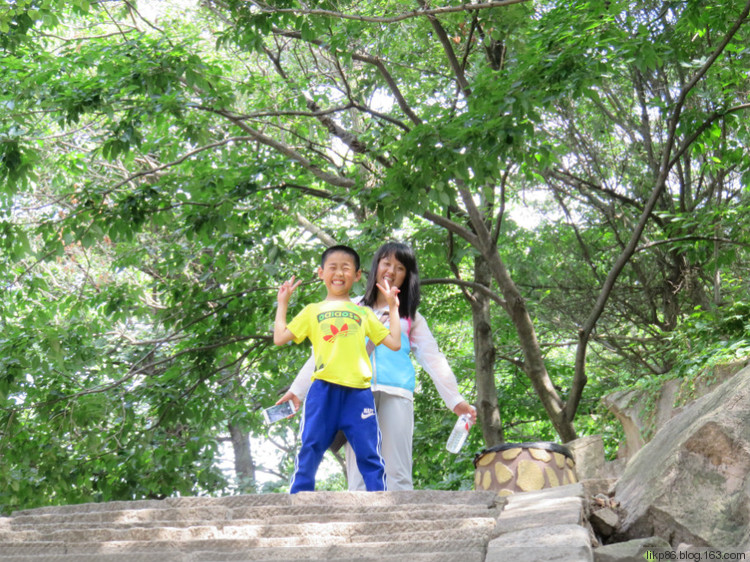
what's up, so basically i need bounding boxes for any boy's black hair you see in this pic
[320,245,360,270]
[362,242,420,320]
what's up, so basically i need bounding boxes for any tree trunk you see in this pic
[483,248,577,442]
[454,182,577,442]
[228,422,256,493]
[471,254,504,447]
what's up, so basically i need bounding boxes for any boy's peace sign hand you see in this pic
[376,278,400,310]
[277,276,302,305]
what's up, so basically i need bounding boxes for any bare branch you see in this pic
[422,210,479,247]
[122,0,166,34]
[261,46,392,166]
[491,170,509,246]
[547,169,645,213]
[262,182,362,216]
[636,235,746,253]
[417,0,472,97]
[352,101,411,131]
[421,277,507,310]
[251,0,531,24]
[295,213,338,246]
[668,103,750,170]
[234,105,355,120]
[104,136,256,194]
[272,28,423,125]
[207,107,356,188]
[32,29,138,41]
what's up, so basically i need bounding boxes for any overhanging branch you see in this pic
[422,277,507,310]
[422,210,479,247]
[250,0,531,24]
[271,28,422,126]
[205,107,356,188]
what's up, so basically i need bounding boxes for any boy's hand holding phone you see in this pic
[263,401,296,424]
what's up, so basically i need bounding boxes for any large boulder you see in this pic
[614,364,750,549]
[602,360,746,463]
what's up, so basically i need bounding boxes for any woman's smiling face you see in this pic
[375,253,407,290]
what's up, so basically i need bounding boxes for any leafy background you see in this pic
[1,0,749,512]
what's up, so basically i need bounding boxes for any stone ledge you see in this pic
[486,524,593,562]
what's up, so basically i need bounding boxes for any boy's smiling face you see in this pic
[318,250,361,300]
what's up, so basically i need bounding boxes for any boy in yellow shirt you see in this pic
[274,245,401,492]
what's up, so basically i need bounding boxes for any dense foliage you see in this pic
[1,0,749,512]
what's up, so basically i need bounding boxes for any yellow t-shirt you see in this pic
[287,300,389,388]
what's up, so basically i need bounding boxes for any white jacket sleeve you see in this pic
[288,353,315,400]
[410,312,466,411]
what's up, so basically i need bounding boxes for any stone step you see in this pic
[0,515,496,544]
[189,542,489,562]
[0,486,594,562]
[6,502,497,528]
[0,536,489,559]
[9,490,497,518]
[0,550,486,562]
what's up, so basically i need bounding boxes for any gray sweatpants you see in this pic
[345,391,414,491]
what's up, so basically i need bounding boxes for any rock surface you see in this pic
[593,536,671,562]
[565,435,606,480]
[614,363,750,550]
[602,360,747,463]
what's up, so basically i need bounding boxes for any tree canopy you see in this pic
[1,0,749,512]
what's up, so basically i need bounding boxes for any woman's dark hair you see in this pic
[362,242,420,319]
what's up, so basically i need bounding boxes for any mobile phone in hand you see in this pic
[263,401,295,424]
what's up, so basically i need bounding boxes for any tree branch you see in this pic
[547,168,646,214]
[250,0,531,24]
[295,213,338,246]
[421,277,507,310]
[668,103,750,170]
[491,170,509,247]
[422,210,479,246]
[272,28,423,126]
[417,0,472,97]
[104,136,257,194]
[567,0,750,422]
[261,46,394,168]
[636,235,746,253]
[263,182,362,217]
[207,108,356,188]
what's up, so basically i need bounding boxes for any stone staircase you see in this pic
[0,485,593,561]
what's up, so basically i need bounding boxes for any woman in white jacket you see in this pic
[277,242,476,490]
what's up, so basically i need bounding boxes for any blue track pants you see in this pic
[290,380,386,493]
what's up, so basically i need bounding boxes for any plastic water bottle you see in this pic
[446,414,472,453]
